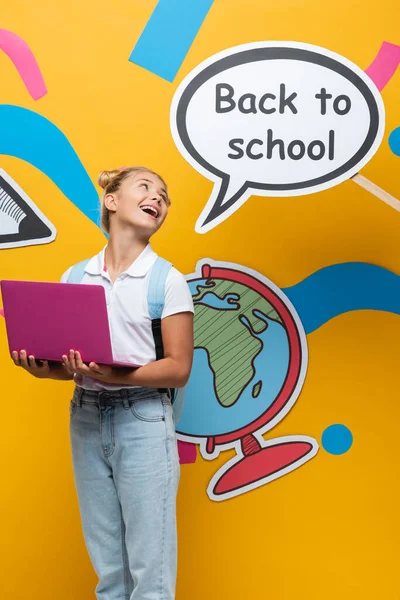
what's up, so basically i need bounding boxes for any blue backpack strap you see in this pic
[148,257,173,397]
[67,258,91,284]
[147,257,173,320]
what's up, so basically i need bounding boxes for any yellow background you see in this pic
[1,0,400,598]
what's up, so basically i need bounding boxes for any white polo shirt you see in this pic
[60,244,194,391]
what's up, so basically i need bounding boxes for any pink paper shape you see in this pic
[365,41,400,91]
[177,440,197,464]
[0,28,47,100]
[0,309,4,317]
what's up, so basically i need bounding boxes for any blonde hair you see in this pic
[98,166,170,233]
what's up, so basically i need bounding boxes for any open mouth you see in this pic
[140,205,159,219]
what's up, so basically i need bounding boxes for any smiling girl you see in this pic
[12,166,194,600]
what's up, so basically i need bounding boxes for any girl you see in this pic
[11,166,194,600]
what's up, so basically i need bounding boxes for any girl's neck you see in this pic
[105,229,150,281]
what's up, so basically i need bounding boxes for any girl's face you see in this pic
[105,171,169,236]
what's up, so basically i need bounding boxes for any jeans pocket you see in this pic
[70,400,78,420]
[130,398,165,422]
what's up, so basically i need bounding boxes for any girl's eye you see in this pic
[140,183,148,190]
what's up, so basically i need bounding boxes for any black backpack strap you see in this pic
[148,258,174,399]
[151,319,174,400]
[151,318,168,394]
[151,318,164,362]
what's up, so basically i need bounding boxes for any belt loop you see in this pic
[75,387,83,407]
[122,389,129,409]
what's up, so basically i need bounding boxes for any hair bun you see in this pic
[98,169,120,190]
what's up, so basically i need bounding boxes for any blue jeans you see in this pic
[70,386,180,600]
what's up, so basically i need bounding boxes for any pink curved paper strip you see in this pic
[365,41,400,91]
[178,440,197,464]
[0,28,47,100]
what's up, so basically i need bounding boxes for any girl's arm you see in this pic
[114,312,194,388]
[64,312,194,388]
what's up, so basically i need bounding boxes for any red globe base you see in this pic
[212,439,314,497]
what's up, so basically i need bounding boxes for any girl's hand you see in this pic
[11,350,51,379]
[62,350,114,382]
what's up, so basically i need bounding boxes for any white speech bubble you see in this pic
[170,41,385,233]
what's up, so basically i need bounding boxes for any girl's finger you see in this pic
[62,355,72,372]
[74,351,83,369]
[20,350,29,369]
[11,351,20,366]
[28,355,37,369]
[69,349,77,371]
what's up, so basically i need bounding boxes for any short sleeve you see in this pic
[162,267,194,319]
[60,266,72,283]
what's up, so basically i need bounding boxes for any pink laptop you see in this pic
[0,280,141,368]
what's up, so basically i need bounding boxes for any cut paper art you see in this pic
[177,259,400,501]
[171,41,386,233]
[0,105,100,230]
[365,41,400,91]
[0,169,56,249]
[175,259,316,502]
[0,28,47,101]
[171,40,400,233]
[129,0,215,82]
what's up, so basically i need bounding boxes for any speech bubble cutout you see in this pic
[170,42,385,233]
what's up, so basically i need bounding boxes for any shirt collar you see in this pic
[84,244,158,278]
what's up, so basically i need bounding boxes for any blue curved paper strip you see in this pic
[0,105,101,228]
[282,263,400,334]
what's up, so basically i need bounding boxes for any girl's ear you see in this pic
[104,193,117,213]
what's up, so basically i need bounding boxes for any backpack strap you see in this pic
[147,257,173,395]
[148,257,173,360]
[147,257,173,321]
[67,258,91,284]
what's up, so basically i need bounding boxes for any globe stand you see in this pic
[211,433,315,498]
